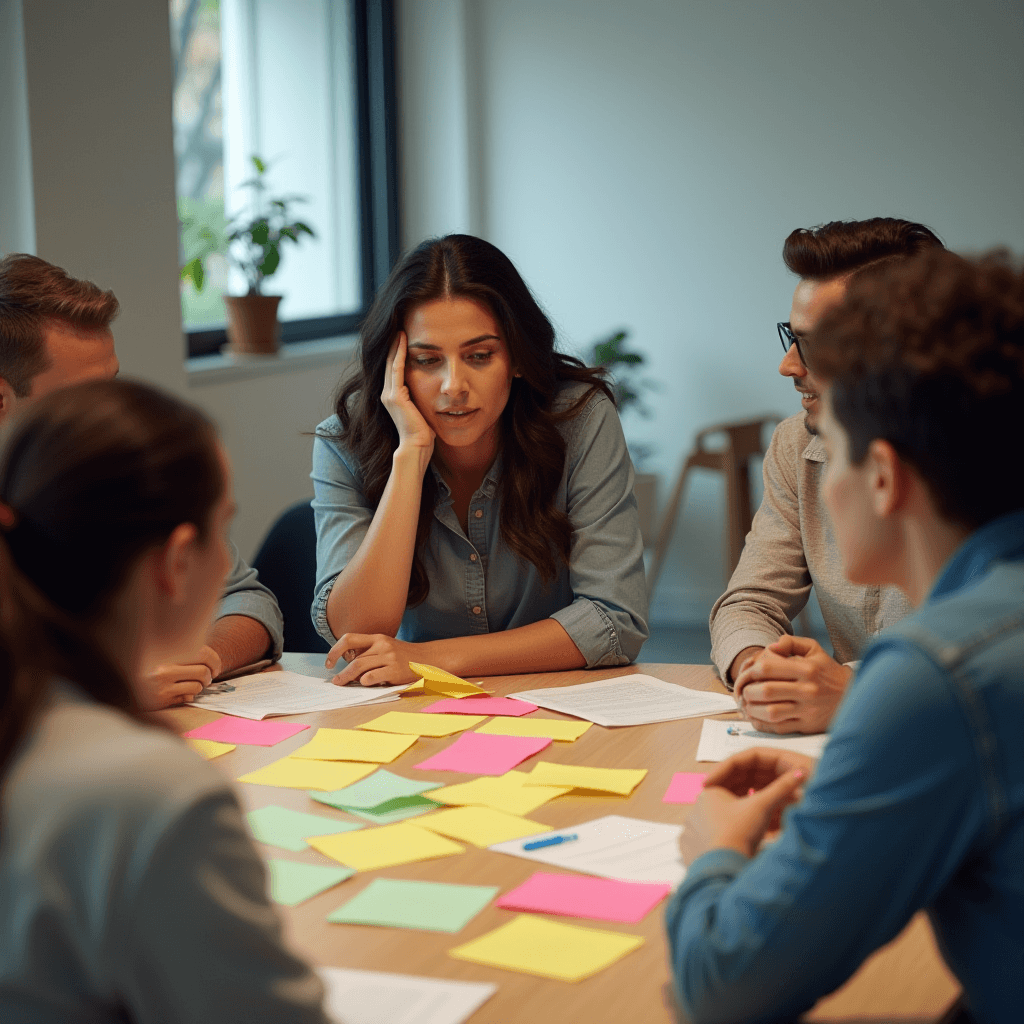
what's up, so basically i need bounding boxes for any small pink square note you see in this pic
[422,697,538,717]
[663,772,707,804]
[496,872,670,924]
[413,732,550,775]
[183,717,310,747]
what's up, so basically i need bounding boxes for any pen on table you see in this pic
[523,833,579,851]
[727,725,743,735]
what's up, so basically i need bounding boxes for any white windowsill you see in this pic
[186,334,359,387]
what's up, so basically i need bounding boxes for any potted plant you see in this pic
[180,155,315,355]
[588,329,659,545]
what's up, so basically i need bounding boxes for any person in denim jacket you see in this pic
[311,235,648,686]
[667,248,1023,1024]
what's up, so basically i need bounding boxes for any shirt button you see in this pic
[469,553,478,562]
[472,606,482,615]
[474,509,483,518]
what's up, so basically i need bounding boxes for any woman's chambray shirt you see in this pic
[310,383,649,666]
[666,509,1024,1024]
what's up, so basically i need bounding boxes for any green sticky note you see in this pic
[328,878,498,933]
[309,769,441,810]
[344,795,440,824]
[247,805,363,852]
[268,859,355,906]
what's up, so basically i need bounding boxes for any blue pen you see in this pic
[523,833,579,851]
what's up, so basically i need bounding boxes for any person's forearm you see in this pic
[417,618,587,679]
[207,615,273,673]
[326,447,429,638]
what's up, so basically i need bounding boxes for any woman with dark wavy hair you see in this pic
[312,234,648,686]
[0,380,328,1022]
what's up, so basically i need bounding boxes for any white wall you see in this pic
[398,0,1024,624]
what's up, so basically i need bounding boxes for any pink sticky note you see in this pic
[496,872,670,924]
[422,697,539,717]
[413,732,550,775]
[183,717,310,747]
[663,772,707,804]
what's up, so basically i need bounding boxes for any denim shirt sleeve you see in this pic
[309,419,374,644]
[550,392,649,666]
[665,641,984,1024]
[216,541,284,657]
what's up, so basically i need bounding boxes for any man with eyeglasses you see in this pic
[709,218,943,733]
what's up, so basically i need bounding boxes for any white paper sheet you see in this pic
[318,966,496,1024]
[489,813,686,887]
[695,718,829,761]
[190,670,407,720]
[508,674,737,726]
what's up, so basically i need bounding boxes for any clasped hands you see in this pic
[679,748,813,865]
[733,635,853,735]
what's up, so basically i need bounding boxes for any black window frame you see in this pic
[186,0,399,359]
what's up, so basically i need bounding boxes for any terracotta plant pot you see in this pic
[224,294,282,355]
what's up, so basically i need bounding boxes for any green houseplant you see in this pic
[180,155,315,355]
[588,328,659,544]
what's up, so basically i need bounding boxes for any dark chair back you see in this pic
[252,500,331,654]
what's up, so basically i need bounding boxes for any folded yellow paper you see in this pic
[357,711,485,737]
[407,661,489,697]
[425,770,572,816]
[416,805,551,848]
[237,757,375,791]
[522,762,647,796]
[307,821,465,870]
[449,914,644,982]
[474,717,592,742]
[290,727,417,763]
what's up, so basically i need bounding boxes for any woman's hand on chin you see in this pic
[326,633,424,687]
[382,332,435,456]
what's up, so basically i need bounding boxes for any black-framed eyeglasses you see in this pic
[777,322,807,366]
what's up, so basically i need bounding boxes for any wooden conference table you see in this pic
[164,660,960,1024]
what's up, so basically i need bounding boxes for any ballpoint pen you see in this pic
[523,833,579,851]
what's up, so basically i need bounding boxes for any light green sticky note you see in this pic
[247,805,363,852]
[268,859,355,906]
[328,878,498,933]
[309,769,441,810]
[343,795,440,824]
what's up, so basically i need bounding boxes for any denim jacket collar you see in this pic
[930,509,1024,603]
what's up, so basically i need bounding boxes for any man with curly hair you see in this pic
[710,218,943,733]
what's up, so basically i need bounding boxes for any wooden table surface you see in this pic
[161,660,960,1024]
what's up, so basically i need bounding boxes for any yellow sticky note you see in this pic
[449,914,644,982]
[407,661,489,697]
[238,757,376,791]
[417,805,551,848]
[357,711,485,737]
[290,728,417,763]
[187,738,236,759]
[475,717,592,742]
[523,762,647,796]
[425,771,572,816]
[307,821,464,870]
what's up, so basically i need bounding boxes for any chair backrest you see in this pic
[252,500,331,654]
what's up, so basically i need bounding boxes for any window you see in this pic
[170,0,398,358]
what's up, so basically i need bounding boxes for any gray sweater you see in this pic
[0,684,328,1023]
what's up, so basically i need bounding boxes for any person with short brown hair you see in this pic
[0,253,284,706]
[709,218,943,734]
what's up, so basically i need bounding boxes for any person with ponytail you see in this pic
[312,234,649,686]
[0,380,329,1022]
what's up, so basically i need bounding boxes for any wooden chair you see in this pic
[646,415,782,602]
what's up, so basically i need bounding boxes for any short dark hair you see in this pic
[0,253,119,396]
[783,218,944,283]
[808,248,1024,529]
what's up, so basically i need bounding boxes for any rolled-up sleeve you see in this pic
[217,543,284,657]
[549,394,649,666]
[310,419,375,644]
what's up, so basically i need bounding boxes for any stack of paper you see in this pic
[508,674,737,726]
[328,878,498,933]
[695,718,829,761]
[191,670,409,720]
[449,915,643,982]
[489,814,686,887]
[317,967,496,1024]
[424,770,571,816]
